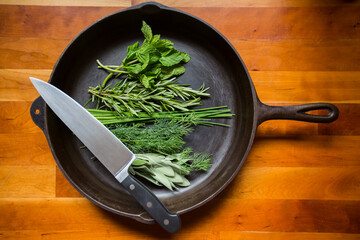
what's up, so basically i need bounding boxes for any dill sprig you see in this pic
[109,120,192,154]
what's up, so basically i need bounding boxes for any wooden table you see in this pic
[1,1,359,239]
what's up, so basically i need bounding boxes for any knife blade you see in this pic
[30,77,181,233]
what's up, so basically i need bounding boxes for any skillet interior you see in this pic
[46,3,256,221]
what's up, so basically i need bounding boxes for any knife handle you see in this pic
[121,175,181,233]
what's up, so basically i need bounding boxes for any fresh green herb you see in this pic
[88,105,233,127]
[129,148,211,191]
[94,21,191,89]
[109,120,192,154]
[88,77,210,115]
[86,21,233,191]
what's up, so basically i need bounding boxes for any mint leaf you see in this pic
[123,63,142,75]
[136,52,149,63]
[149,52,161,65]
[141,21,153,42]
[151,34,160,44]
[160,65,186,80]
[123,41,139,64]
[154,39,174,49]
[160,51,184,66]
[181,52,191,63]
[140,74,156,88]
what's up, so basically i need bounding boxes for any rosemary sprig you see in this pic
[88,77,209,115]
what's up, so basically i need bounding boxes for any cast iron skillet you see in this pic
[30,2,339,223]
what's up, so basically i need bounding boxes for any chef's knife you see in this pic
[30,77,181,233]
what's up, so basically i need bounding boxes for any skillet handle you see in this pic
[30,96,46,131]
[257,101,339,125]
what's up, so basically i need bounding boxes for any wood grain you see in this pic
[133,0,360,7]
[1,198,359,233]
[1,6,360,40]
[219,232,360,240]
[0,132,53,166]
[0,166,55,197]
[2,70,359,102]
[0,0,131,7]
[233,39,360,71]
[251,71,360,103]
[0,1,359,239]
[247,136,360,167]
[3,0,360,7]
[1,38,359,71]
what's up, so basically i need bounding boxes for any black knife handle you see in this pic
[121,175,181,233]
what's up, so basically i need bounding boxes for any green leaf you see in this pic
[140,74,155,88]
[160,48,175,57]
[159,51,184,66]
[152,168,173,190]
[122,42,139,64]
[123,63,142,75]
[154,39,174,49]
[134,169,162,186]
[156,165,175,177]
[168,172,185,184]
[136,52,148,63]
[149,52,161,65]
[175,175,190,187]
[181,52,191,63]
[141,21,153,42]
[132,158,148,166]
[160,65,186,80]
[151,34,160,44]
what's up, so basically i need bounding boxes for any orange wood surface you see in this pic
[1,1,360,239]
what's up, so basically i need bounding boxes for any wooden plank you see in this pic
[0,230,219,240]
[233,39,360,71]
[0,6,121,39]
[0,38,69,69]
[251,71,360,103]
[318,104,360,135]
[0,133,54,166]
[183,7,360,40]
[1,198,359,233]
[2,70,359,102]
[230,166,360,200]
[1,38,359,71]
[1,230,359,240]
[219,231,360,240]
[133,0,360,7]
[0,166,55,197]
[0,0,131,7]
[2,0,360,7]
[0,101,42,134]
[56,167,83,198]
[1,6,360,40]
[246,136,360,167]
[0,69,50,101]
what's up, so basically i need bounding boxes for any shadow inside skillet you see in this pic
[46,5,255,220]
